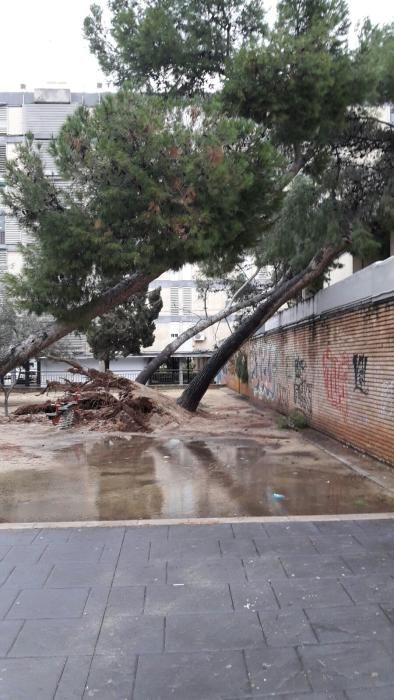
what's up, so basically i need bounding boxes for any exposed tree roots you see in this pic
[12,363,189,432]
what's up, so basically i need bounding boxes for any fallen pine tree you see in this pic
[12,360,190,433]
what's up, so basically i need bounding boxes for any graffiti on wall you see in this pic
[322,348,349,414]
[293,355,313,415]
[381,381,394,419]
[250,341,278,401]
[285,355,294,379]
[353,354,368,394]
[276,383,290,409]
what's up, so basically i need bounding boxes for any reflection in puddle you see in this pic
[0,436,391,522]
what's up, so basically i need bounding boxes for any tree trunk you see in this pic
[0,270,157,378]
[177,241,346,412]
[135,287,271,385]
[104,357,110,371]
[1,385,11,417]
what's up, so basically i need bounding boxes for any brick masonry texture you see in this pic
[0,522,393,698]
[224,300,394,464]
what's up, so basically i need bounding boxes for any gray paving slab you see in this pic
[0,657,65,700]
[83,654,136,699]
[0,519,392,699]
[219,537,258,557]
[96,612,164,655]
[40,542,104,563]
[1,544,47,565]
[229,581,280,611]
[231,694,346,700]
[346,688,394,699]
[245,646,311,695]
[6,587,89,619]
[0,531,38,546]
[114,560,166,586]
[0,547,11,562]
[46,561,115,588]
[9,617,101,657]
[270,577,353,607]
[263,522,320,537]
[0,620,23,655]
[299,641,394,692]
[310,534,367,555]
[133,650,250,700]
[144,582,233,615]
[106,585,145,615]
[123,526,169,546]
[0,589,19,618]
[167,557,247,584]
[279,553,352,579]
[54,655,92,700]
[36,528,72,543]
[341,574,394,604]
[0,564,16,587]
[2,562,53,588]
[258,608,318,647]
[168,523,234,541]
[342,553,394,575]
[149,538,221,559]
[164,611,265,651]
[243,554,287,581]
[315,521,363,535]
[306,604,394,643]
[231,522,267,539]
[254,535,319,555]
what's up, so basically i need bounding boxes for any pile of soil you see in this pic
[6,365,191,433]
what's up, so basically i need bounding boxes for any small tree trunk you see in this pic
[1,384,11,417]
[4,390,10,417]
[177,241,346,412]
[104,357,110,371]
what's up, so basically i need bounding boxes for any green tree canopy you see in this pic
[2,92,281,321]
[84,0,266,94]
[86,287,162,368]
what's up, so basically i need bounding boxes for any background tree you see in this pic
[86,287,162,370]
[84,0,266,95]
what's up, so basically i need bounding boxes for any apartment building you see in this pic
[0,87,230,382]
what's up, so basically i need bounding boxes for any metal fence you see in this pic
[24,368,199,388]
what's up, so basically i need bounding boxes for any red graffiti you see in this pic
[322,349,349,414]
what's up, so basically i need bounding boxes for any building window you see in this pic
[0,144,6,176]
[182,287,192,313]
[0,105,6,135]
[0,212,4,245]
[170,288,179,314]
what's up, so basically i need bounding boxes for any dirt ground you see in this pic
[1,386,394,498]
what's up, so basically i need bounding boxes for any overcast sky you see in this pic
[0,0,392,92]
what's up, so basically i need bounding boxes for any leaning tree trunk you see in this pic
[135,287,271,385]
[177,241,346,412]
[0,270,157,378]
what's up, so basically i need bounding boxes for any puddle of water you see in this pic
[0,436,392,522]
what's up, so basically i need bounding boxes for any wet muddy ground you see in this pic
[1,388,393,522]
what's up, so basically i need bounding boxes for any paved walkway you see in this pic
[0,520,394,698]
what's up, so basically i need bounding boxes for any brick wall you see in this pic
[224,299,394,465]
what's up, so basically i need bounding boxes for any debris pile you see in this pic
[11,363,189,432]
